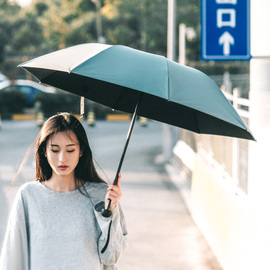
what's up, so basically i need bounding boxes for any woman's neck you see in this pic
[45,174,78,192]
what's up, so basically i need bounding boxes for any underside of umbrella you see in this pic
[24,67,254,141]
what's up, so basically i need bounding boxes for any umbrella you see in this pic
[19,43,254,215]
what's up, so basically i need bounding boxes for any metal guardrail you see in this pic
[179,74,250,194]
[222,87,250,193]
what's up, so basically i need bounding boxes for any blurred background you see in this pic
[1,1,270,270]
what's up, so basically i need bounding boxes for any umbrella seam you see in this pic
[31,69,59,84]
[70,44,113,72]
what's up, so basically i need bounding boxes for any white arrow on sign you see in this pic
[219,31,234,55]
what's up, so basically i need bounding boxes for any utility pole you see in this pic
[167,0,176,61]
[163,0,177,161]
[91,0,105,43]
[178,23,196,65]
[179,23,186,65]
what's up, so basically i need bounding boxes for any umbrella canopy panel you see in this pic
[20,43,254,140]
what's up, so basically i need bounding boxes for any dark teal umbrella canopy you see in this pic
[19,43,254,140]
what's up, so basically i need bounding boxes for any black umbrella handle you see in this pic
[102,98,141,217]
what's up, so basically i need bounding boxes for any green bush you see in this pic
[0,90,28,113]
[35,92,81,116]
[35,92,123,119]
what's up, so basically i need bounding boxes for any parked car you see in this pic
[0,79,56,107]
[0,72,7,82]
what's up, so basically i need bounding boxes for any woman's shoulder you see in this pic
[86,181,108,190]
[21,180,40,188]
[84,181,109,197]
[19,180,42,195]
[10,181,41,208]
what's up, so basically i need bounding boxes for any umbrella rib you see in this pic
[38,69,59,84]
[111,86,126,110]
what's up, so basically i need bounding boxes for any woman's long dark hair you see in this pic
[36,113,104,187]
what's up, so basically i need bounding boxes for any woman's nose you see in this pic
[59,151,66,163]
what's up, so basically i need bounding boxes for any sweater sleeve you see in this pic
[0,190,29,270]
[94,201,128,266]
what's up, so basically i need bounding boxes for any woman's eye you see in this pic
[67,150,75,153]
[51,149,59,153]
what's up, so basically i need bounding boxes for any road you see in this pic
[0,119,222,269]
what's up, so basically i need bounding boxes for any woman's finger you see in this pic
[116,173,121,188]
[105,173,123,210]
[106,190,121,199]
[107,185,121,194]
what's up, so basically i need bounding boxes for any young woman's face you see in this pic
[45,131,82,178]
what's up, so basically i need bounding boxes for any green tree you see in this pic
[2,0,202,59]
[0,0,20,62]
[25,0,97,52]
[103,0,168,55]
[1,0,203,74]
[12,14,44,54]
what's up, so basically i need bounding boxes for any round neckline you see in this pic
[37,180,91,195]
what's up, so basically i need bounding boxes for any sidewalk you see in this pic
[117,157,223,270]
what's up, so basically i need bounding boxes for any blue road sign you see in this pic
[201,0,250,61]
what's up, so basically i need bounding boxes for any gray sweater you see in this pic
[0,181,128,270]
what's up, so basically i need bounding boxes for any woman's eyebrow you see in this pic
[66,144,76,147]
[50,143,77,147]
[50,144,59,147]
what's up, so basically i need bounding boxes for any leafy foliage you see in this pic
[1,0,200,61]
[35,91,113,119]
[35,92,81,116]
[0,0,20,61]
[0,90,28,113]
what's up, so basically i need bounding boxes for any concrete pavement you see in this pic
[115,152,222,269]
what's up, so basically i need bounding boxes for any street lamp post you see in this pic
[179,23,196,65]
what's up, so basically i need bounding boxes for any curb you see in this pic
[12,114,36,120]
[154,153,192,213]
[3,114,132,121]
[164,162,192,213]
[106,114,131,121]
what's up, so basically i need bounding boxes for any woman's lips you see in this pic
[58,165,68,171]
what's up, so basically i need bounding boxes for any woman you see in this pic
[0,113,128,270]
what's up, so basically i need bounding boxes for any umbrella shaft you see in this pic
[104,95,141,215]
[113,100,140,185]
